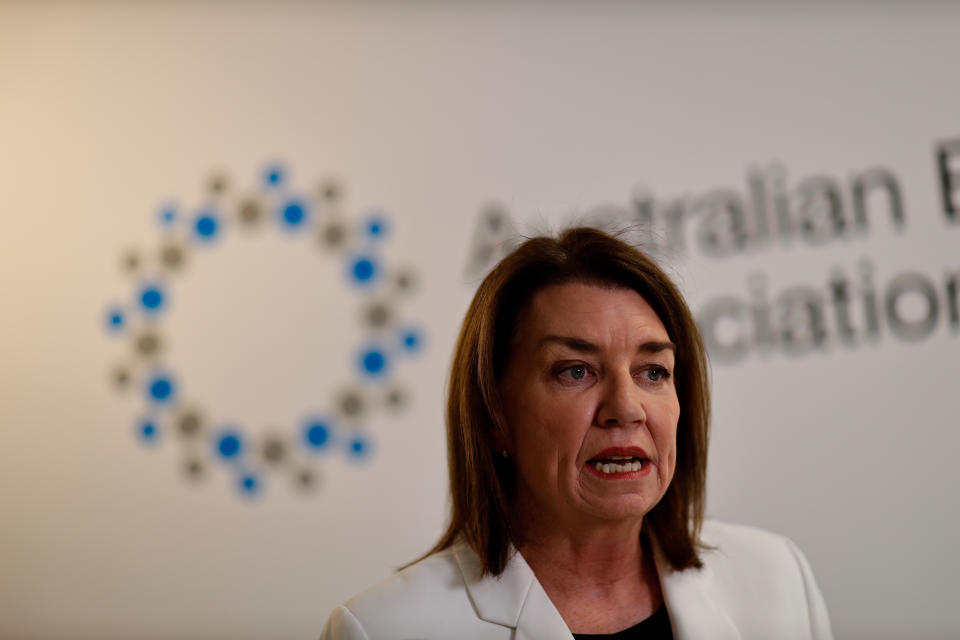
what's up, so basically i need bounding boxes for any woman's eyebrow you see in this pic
[538,335,601,353]
[538,336,676,355]
[639,340,676,354]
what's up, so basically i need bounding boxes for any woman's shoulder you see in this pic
[669,519,833,639]
[333,547,463,615]
[700,519,801,557]
[320,546,505,640]
[696,519,819,581]
[688,520,807,588]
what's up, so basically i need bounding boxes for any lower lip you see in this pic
[584,462,651,480]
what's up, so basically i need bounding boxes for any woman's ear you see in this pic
[489,423,511,457]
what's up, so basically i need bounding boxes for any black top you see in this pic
[571,604,673,640]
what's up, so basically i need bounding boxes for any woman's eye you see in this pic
[642,366,671,383]
[558,365,591,382]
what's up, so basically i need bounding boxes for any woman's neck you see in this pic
[517,519,663,635]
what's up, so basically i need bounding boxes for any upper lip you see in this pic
[587,446,649,461]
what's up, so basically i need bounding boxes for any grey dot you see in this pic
[395,269,416,293]
[319,180,342,202]
[112,366,131,389]
[320,223,346,248]
[386,388,406,410]
[238,199,261,225]
[296,468,318,491]
[183,458,205,480]
[263,437,286,463]
[340,391,365,417]
[178,410,202,437]
[209,173,228,195]
[486,210,504,232]
[160,243,185,270]
[136,332,161,357]
[122,251,140,273]
[366,303,391,328]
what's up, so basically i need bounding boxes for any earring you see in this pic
[500,449,509,458]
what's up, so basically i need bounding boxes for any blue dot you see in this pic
[138,419,159,442]
[147,374,176,404]
[359,348,388,377]
[400,328,422,352]
[105,307,125,332]
[347,434,372,460]
[238,472,260,496]
[365,215,388,239]
[216,431,243,460]
[350,256,378,284]
[139,285,165,313]
[264,165,284,187]
[159,205,176,226]
[194,212,219,241]
[304,421,331,450]
[280,200,307,228]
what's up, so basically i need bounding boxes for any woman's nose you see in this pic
[596,371,646,427]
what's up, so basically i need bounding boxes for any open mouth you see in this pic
[587,455,646,475]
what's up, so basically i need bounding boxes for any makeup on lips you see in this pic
[585,447,651,479]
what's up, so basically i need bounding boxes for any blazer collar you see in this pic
[453,534,741,640]
[453,544,573,640]
[651,534,742,640]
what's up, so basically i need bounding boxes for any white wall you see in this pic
[1,3,958,638]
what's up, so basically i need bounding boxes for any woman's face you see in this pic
[498,282,680,534]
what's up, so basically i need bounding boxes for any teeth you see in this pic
[591,460,643,474]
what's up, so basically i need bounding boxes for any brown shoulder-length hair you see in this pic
[424,226,710,575]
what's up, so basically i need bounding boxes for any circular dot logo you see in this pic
[102,164,425,498]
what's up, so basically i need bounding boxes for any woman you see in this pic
[321,227,832,639]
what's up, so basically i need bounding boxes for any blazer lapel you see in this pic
[454,544,573,640]
[513,577,576,640]
[455,537,742,640]
[653,537,741,640]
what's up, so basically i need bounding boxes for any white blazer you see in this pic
[320,520,833,640]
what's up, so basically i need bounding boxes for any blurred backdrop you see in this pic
[1,2,958,639]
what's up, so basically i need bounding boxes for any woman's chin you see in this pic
[578,492,659,525]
